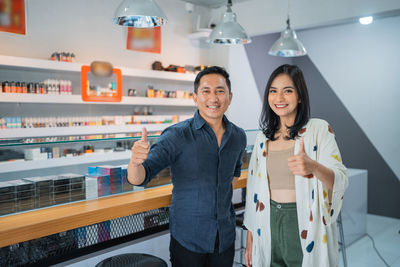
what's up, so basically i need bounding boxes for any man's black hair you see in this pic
[193,66,231,93]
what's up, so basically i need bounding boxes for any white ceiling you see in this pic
[180,0,249,9]
[180,0,400,36]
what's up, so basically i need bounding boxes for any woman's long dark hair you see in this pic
[260,64,310,140]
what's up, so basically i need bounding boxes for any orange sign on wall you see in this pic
[0,0,26,35]
[127,26,161,54]
[81,65,123,102]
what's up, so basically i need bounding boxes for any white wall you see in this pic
[226,45,262,131]
[297,16,400,181]
[0,0,209,69]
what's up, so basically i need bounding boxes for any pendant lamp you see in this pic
[208,0,251,45]
[113,0,167,28]
[269,0,306,57]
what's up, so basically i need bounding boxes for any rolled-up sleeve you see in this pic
[316,121,348,225]
[234,130,247,177]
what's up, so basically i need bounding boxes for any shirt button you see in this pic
[277,204,281,209]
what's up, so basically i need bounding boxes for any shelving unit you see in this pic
[0,55,196,82]
[0,151,131,173]
[0,124,172,139]
[0,93,195,106]
[0,54,197,182]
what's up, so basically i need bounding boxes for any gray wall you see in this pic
[294,56,400,218]
[297,15,400,183]
[243,33,292,99]
[244,33,400,218]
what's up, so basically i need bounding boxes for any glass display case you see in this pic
[0,128,258,266]
[0,129,259,217]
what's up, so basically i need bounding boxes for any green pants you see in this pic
[270,200,303,267]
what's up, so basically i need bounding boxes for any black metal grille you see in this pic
[0,207,169,267]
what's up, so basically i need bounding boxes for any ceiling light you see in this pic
[207,0,251,45]
[113,0,167,28]
[269,0,306,57]
[359,16,373,25]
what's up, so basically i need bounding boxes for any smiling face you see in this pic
[268,73,299,124]
[193,73,232,124]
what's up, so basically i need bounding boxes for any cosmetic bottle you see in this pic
[16,82,21,93]
[35,83,40,94]
[22,82,28,93]
[10,82,16,93]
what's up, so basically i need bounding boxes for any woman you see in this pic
[244,64,348,266]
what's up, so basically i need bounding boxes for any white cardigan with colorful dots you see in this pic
[243,118,348,267]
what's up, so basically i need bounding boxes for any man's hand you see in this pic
[288,137,317,178]
[130,127,149,166]
[127,128,149,185]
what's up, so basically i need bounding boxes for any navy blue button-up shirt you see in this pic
[141,110,246,253]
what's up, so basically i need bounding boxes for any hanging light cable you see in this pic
[113,0,167,28]
[269,0,306,57]
[207,0,251,45]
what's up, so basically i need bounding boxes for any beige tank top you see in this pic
[267,145,295,190]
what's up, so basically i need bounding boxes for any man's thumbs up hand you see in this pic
[288,137,316,178]
[130,127,150,166]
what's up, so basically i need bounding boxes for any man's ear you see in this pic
[229,91,233,104]
[193,92,198,104]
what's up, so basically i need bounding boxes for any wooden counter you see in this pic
[0,171,247,248]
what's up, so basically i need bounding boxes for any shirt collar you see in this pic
[193,110,231,131]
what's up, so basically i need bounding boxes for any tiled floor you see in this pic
[339,214,400,267]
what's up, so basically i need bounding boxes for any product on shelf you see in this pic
[151,61,198,74]
[0,181,17,215]
[60,173,86,202]
[118,165,132,192]
[86,80,117,97]
[53,175,71,205]
[23,176,55,208]
[50,52,75,62]
[145,86,193,99]
[96,166,122,195]
[151,61,164,71]
[86,166,111,198]
[1,79,72,95]
[127,89,137,96]
[0,114,182,129]
[0,179,35,215]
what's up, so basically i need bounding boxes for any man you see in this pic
[128,66,246,267]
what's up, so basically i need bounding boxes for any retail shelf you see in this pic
[0,124,171,139]
[0,93,196,106]
[0,151,131,174]
[0,55,196,82]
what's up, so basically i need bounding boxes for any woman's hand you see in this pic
[245,230,253,267]
[288,136,334,189]
[288,137,317,178]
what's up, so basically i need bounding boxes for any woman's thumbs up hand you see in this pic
[288,137,317,178]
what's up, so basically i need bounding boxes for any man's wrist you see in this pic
[129,160,141,167]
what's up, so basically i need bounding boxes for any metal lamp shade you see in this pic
[113,0,167,28]
[269,27,307,57]
[208,11,251,45]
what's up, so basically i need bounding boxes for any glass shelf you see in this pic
[0,129,260,147]
[0,133,162,147]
